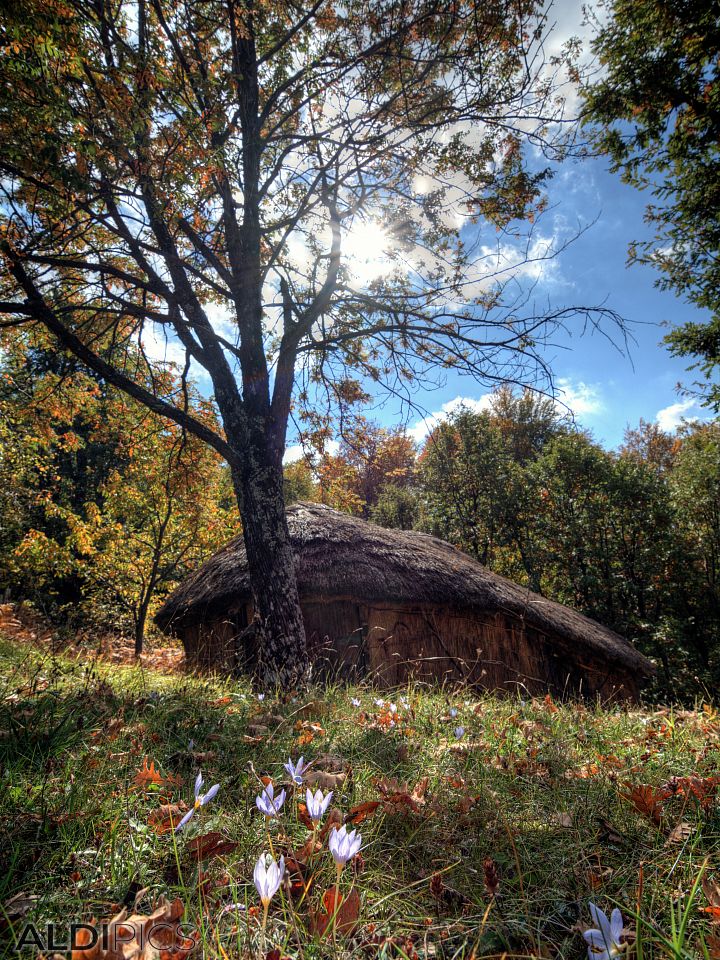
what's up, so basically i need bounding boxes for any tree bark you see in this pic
[135,609,147,657]
[231,440,310,689]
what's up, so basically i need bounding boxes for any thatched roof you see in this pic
[156,501,653,675]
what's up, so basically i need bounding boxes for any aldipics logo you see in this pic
[14,899,198,957]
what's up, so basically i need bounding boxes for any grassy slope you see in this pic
[0,636,719,959]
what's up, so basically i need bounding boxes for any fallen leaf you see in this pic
[619,784,668,826]
[666,821,693,845]
[596,818,626,846]
[247,724,269,736]
[318,808,344,841]
[313,754,347,773]
[310,887,360,937]
[189,751,217,763]
[148,803,187,835]
[186,832,238,861]
[0,890,38,932]
[70,897,196,960]
[550,812,573,828]
[297,803,314,830]
[702,874,720,921]
[305,770,346,791]
[661,775,719,809]
[345,801,381,825]
[266,950,291,960]
[296,700,329,719]
[133,757,164,790]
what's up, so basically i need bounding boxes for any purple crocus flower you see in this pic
[256,782,286,817]
[584,903,625,960]
[328,824,362,868]
[454,726,465,739]
[306,787,333,822]
[174,772,220,831]
[284,756,308,785]
[254,853,285,907]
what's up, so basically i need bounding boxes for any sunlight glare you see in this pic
[343,220,394,286]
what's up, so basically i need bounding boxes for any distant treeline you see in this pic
[286,389,719,701]
[1,339,718,699]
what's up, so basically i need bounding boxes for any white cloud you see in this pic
[554,377,604,417]
[409,394,493,443]
[283,443,305,465]
[139,325,189,370]
[655,398,700,431]
[283,439,339,464]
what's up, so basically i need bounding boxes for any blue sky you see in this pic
[391,153,713,452]
[138,1,714,457]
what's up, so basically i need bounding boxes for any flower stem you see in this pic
[332,862,342,946]
[266,821,275,859]
[259,901,269,959]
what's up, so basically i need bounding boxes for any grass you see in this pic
[0,635,719,959]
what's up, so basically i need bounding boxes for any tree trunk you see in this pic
[134,607,147,657]
[232,450,310,689]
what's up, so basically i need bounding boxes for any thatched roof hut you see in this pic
[156,501,654,699]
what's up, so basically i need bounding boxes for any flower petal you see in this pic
[610,908,623,941]
[194,772,204,799]
[174,808,195,832]
[588,904,613,944]
[201,783,220,805]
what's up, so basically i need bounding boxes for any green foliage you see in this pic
[0,330,235,647]
[416,395,720,699]
[1,639,718,960]
[581,0,720,408]
[283,460,318,506]
[370,484,421,530]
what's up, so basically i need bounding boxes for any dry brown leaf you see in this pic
[186,832,238,862]
[148,803,187,835]
[247,724,269,736]
[70,897,195,960]
[313,754,347,772]
[0,890,38,932]
[619,783,668,825]
[706,933,720,959]
[310,887,360,938]
[305,770,346,791]
[296,699,330,719]
[666,821,693,845]
[661,775,719,809]
[702,874,720,922]
[318,808,344,841]
[133,758,164,791]
[345,800,381,825]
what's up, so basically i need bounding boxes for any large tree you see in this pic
[581,0,720,409]
[0,0,615,685]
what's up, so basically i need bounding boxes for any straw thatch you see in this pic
[156,501,654,699]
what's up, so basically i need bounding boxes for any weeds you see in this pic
[0,637,718,959]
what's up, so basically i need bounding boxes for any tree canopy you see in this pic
[0,0,620,683]
[581,0,720,409]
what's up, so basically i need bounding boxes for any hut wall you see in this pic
[301,600,366,680]
[180,599,366,677]
[363,603,639,700]
[179,598,640,701]
[180,603,252,671]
